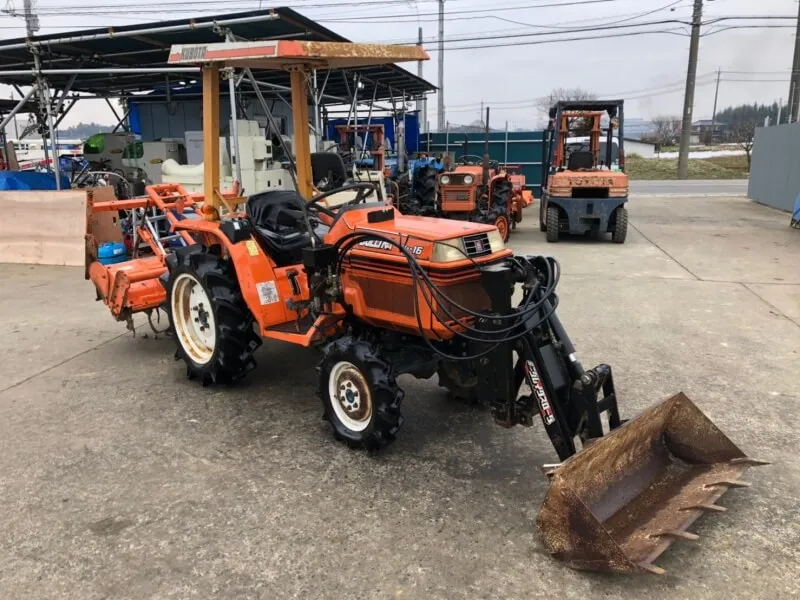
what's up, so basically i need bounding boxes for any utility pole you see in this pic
[22,0,39,36]
[789,0,800,123]
[677,0,703,179]
[417,26,427,135]
[710,67,721,144]
[437,0,445,131]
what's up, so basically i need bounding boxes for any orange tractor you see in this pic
[85,41,763,575]
[411,108,532,242]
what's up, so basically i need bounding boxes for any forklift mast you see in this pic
[544,100,626,176]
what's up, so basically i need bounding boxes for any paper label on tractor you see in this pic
[245,240,259,256]
[256,281,279,305]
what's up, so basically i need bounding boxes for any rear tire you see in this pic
[318,337,404,451]
[612,207,628,244]
[413,165,437,212]
[491,178,511,211]
[546,206,560,243]
[167,249,262,385]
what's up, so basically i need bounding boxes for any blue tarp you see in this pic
[0,171,71,191]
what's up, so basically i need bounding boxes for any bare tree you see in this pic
[730,119,758,170]
[536,88,596,115]
[649,115,681,147]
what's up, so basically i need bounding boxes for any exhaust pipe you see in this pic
[482,106,490,185]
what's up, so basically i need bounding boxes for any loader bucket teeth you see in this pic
[536,392,765,574]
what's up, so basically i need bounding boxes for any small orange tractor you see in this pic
[85,41,763,576]
[540,100,629,243]
[410,108,532,241]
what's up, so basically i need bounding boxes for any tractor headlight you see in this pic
[432,237,466,263]
[440,175,451,185]
[463,175,474,185]
[432,231,505,263]
[487,229,505,253]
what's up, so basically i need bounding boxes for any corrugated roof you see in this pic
[0,7,434,103]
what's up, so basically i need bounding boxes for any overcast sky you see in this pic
[0,0,795,130]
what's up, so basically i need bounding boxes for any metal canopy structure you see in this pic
[0,7,435,102]
[0,7,434,191]
[169,39,429,201]
[0,98,35,115]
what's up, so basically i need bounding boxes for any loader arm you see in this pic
[469,256,765,575]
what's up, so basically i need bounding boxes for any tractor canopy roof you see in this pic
[168,40,429,70]
[549,99,624,119]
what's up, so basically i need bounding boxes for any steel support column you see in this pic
[202,64,221,208]
[290,70,313,199]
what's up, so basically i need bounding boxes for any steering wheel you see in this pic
[307,182,378,218]
[457,154,501,170]
[457,154,485,166]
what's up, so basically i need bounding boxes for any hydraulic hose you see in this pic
[331,231,561,361]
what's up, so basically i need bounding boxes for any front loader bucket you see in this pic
[536,392,766,574]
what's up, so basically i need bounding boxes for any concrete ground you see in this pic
[1,191,799,599]
[630,179,749,196]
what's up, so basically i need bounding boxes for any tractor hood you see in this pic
[331,208,497,242]
[386,213,496,241]
[327,207,509,264]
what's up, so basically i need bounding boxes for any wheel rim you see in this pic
[495,215,509,240]
[172,273,217,365]
[329,361,372,432]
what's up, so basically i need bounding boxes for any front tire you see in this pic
[612,207,628,244]
[167,249,262,385]
[495,212,511,242]
[539,198,547,232]
[487,207,511,243]
[546,206,560,243]
[318,337,404,451]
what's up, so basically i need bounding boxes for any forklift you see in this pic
[540,100,629,243]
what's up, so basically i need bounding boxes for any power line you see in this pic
[424,27,690,52]
[378,18,693,46]
[482,0,685,29]
[703,24,796,36]
[722,78,792,83]
[721,70,798,74]
[22,0,441,9]
[1,0,622,17]
[442,72,718,110]
[314,0,625,22]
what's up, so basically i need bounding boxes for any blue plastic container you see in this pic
[98,241,127,265]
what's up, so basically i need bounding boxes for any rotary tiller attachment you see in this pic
[536,392,767,574]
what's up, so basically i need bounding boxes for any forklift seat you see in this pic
[567,151,594,171]
[246,190,311,266]
[312,152,349,191]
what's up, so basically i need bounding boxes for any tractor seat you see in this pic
[246,190,311,266]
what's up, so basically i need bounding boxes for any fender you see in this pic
[172,219,307,333]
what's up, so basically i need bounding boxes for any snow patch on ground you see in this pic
[657,149,746,159]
